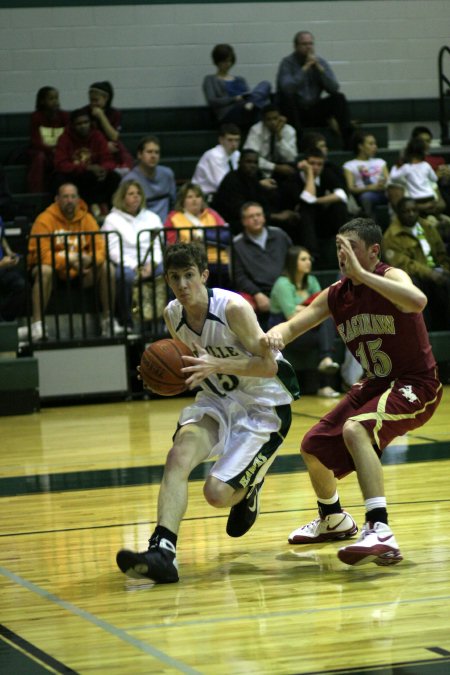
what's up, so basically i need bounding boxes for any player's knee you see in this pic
[203,477,231,508]
[300,444,312,459]
[300,432,316,459]
[342,419,364,448]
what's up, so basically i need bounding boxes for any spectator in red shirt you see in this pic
[54,109,120,215]
[27,86,69,192]
[81,81,133,174]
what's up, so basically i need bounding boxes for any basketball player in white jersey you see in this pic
[117,242,299,583]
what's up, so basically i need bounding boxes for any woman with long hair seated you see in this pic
[203,43,271,132]
[269,245,340,397]
[102,180,163,329]
[343,131,388,218]
[164,182,230,286]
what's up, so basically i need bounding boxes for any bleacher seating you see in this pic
[0,97,442,224]
[2,98,449,402]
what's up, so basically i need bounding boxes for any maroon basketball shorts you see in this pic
[302,373,442,478]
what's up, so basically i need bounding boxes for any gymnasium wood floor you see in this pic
[1,387,450,675]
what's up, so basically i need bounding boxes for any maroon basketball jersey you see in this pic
[328,262,436,380]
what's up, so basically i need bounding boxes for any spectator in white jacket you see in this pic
[103,180,163,328]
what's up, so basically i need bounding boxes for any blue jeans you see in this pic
[358,190,387,218]
[222,81,272,128]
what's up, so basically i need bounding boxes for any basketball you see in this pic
[139,339,193,396]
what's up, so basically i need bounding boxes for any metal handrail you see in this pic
[438,46,450,144]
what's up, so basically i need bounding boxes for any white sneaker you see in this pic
[101,317,124,337]
[338,522,403,566]
[288,511,358,544]
[318,357,340,374]
[18,320,44,341]
[317,386,340,398]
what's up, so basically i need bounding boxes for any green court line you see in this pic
[0,623,78,674]
[0,442,449,497]
[0,0,355,8]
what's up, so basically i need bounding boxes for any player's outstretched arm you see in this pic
[264,289,331,351]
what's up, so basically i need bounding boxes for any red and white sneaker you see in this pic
[338,522,403,566]
[288,511,358,544]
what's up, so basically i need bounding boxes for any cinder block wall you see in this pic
[0,0,448,112]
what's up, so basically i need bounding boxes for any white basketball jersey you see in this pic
[166,287,299,406]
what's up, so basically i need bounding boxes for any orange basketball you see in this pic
[140,339,193,396]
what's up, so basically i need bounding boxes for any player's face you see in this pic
[165,265,209,306]
[336,231,376,275]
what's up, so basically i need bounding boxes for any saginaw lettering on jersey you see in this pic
[337,313,396,343]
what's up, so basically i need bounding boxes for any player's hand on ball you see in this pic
[136,365,154,392]
[181,343,219,388]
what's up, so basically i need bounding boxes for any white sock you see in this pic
[318,491,339,505]
[365,497,387,511]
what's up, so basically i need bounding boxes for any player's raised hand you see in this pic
[336,234,364,282]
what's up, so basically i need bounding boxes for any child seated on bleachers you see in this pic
[389,137,445,217]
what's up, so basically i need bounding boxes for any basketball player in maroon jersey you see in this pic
[265,217,442,566]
